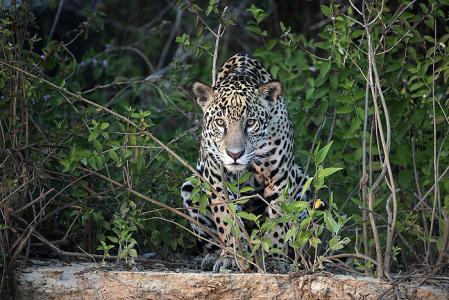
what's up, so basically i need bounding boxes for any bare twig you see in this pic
[157,8,183,70]
[106,46,154,73]
[365,62,385,278]
[379,270,419,299]
[413,166,449,210]
[211,7,227,86]
[363,2,398,277]
[49,0,65,39]
[360,81,370,271]
[325,253,377,266]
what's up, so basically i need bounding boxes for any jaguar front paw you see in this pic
[265,255,291,274]
[200,253,219,271]
[212,255,238,273]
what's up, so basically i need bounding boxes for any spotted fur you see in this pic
[181,53,310,273]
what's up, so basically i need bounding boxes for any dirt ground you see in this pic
[14,259,449,300]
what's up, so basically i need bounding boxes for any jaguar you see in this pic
[181,53,310,273]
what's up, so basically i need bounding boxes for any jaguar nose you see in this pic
[226,149,245,161]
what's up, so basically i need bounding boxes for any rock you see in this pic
[16,261,449,300]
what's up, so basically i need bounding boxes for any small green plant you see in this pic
[100,200,142,264]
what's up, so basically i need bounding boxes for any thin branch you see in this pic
[363,2,398,276]
[413,166,449,210]
[49,0,65,39]
[325,253,377,266]
[106,46,154,73]
[211,7,227,86]
[360,81,370,272]
[157,8,183,70]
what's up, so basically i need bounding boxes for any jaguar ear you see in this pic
[192,81,214,110]
[259,80,282,101]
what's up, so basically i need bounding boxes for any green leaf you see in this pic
[237,211,259,222]
[316,141,333,165]
[92,139,102,152]
[99,122,110,130]
[320,5,332,18]
[88,131,99,142]
[225,182,238,194]
[261,238,272,251]
[309,237,321,248]
[199,194,208,214]
[266,39,277,51]
[301,177,314,196]
[247,4,268,24]
[129,248,138,257]
[270,247,285,255]
[324,211,341,234]
[315,61,331,87]
[300,216,311,229]
[236,172,252,185]
[329,236,343,251]
[239,186,254,193]
[88,156,97,170]
[231,224,240,238]
[317,167,343,179]
[228,203,237,214]
[108,149,119,161]
[285,228,297,242]
[107,236,118,243]
[260,219,276,232]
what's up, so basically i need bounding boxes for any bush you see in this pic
[0,1,448,291]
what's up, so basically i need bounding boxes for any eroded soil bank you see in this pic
[16,261,449,300]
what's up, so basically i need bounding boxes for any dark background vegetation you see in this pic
[1,0,448,296]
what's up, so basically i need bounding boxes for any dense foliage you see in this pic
[1,0,448,293]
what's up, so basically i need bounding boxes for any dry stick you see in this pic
[147,125,200,166]
[0,178,35,204]
[14,188,54,214]
[429,21,443,266]
[412,135,431,256]
[6,228,33,274]
[364,7,398,277]
[106,47,154,73]
[49,0,64,39]
[157,8,183,70]
[426,66,439,266]
[370,36,398,276]
[325,253,377,266]
[14,170,94,243]
[434,37,449,267]
[365,58,385,278]
[378,270,419,299]
[360,81,370,273]
[417,262,449,287]
[211,23,221,87]
[414,166,449,210]
[211,7,227,87]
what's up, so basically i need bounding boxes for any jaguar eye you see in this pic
[246,119,257,127]
[215,118,226,127]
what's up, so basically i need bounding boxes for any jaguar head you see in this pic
[191,80,281,173]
